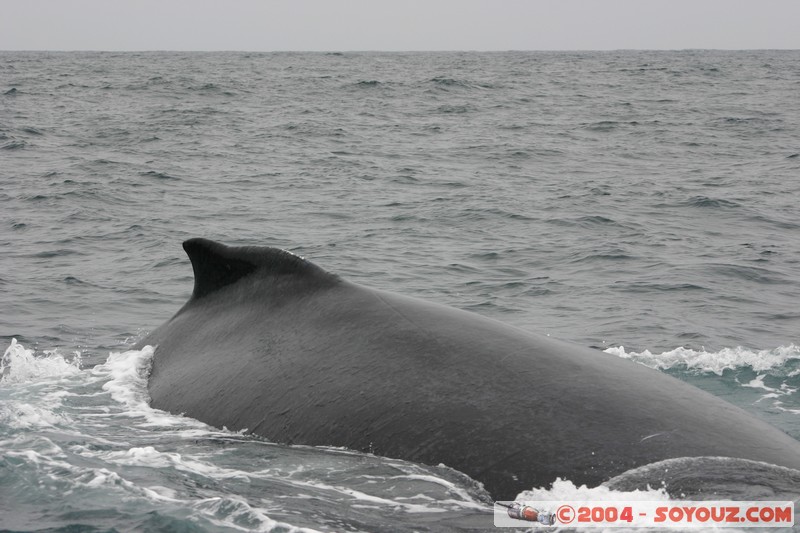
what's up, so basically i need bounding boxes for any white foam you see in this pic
[774,404,800,415]
[4,439,80,478]
[101,445,254,482]
[290,478,446,514]
[1,338,82,384]
[604,344,800,375]
[88,345,215,430]
[194,496,319,533]
[0,400,69,429]
[0,340,220,435]
[382,473,487,509]
[93,345,154,410]
[516,477,670,504]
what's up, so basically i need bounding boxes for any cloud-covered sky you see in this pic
[2,0,799,52]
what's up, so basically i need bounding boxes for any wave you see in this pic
[604,344,800,375]
[139,170,180,181]
[437,104,473,114]
[429,77,493,90]
[1,139,26,150]
[684,195,741,208]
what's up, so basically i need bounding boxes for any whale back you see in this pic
[141,239,800,500]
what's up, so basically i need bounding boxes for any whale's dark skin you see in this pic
[138,238,800,500]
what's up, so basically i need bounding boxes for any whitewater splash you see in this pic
[604,344,800,375]
[1,338,82,384]
[0,340,319,531]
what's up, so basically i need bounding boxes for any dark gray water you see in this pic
[2,51,799,531]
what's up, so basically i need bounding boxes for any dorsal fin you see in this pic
[182,238,333,300]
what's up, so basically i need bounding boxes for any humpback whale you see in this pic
[138,238,800,500]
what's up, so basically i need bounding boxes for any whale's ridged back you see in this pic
[183,238,334,300]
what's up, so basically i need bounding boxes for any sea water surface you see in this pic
[1,51,800,531]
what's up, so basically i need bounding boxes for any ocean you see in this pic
[1,50,799,531]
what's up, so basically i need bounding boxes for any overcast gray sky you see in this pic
[2,0,799,52]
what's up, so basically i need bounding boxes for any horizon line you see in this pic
[2,47,800,53]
